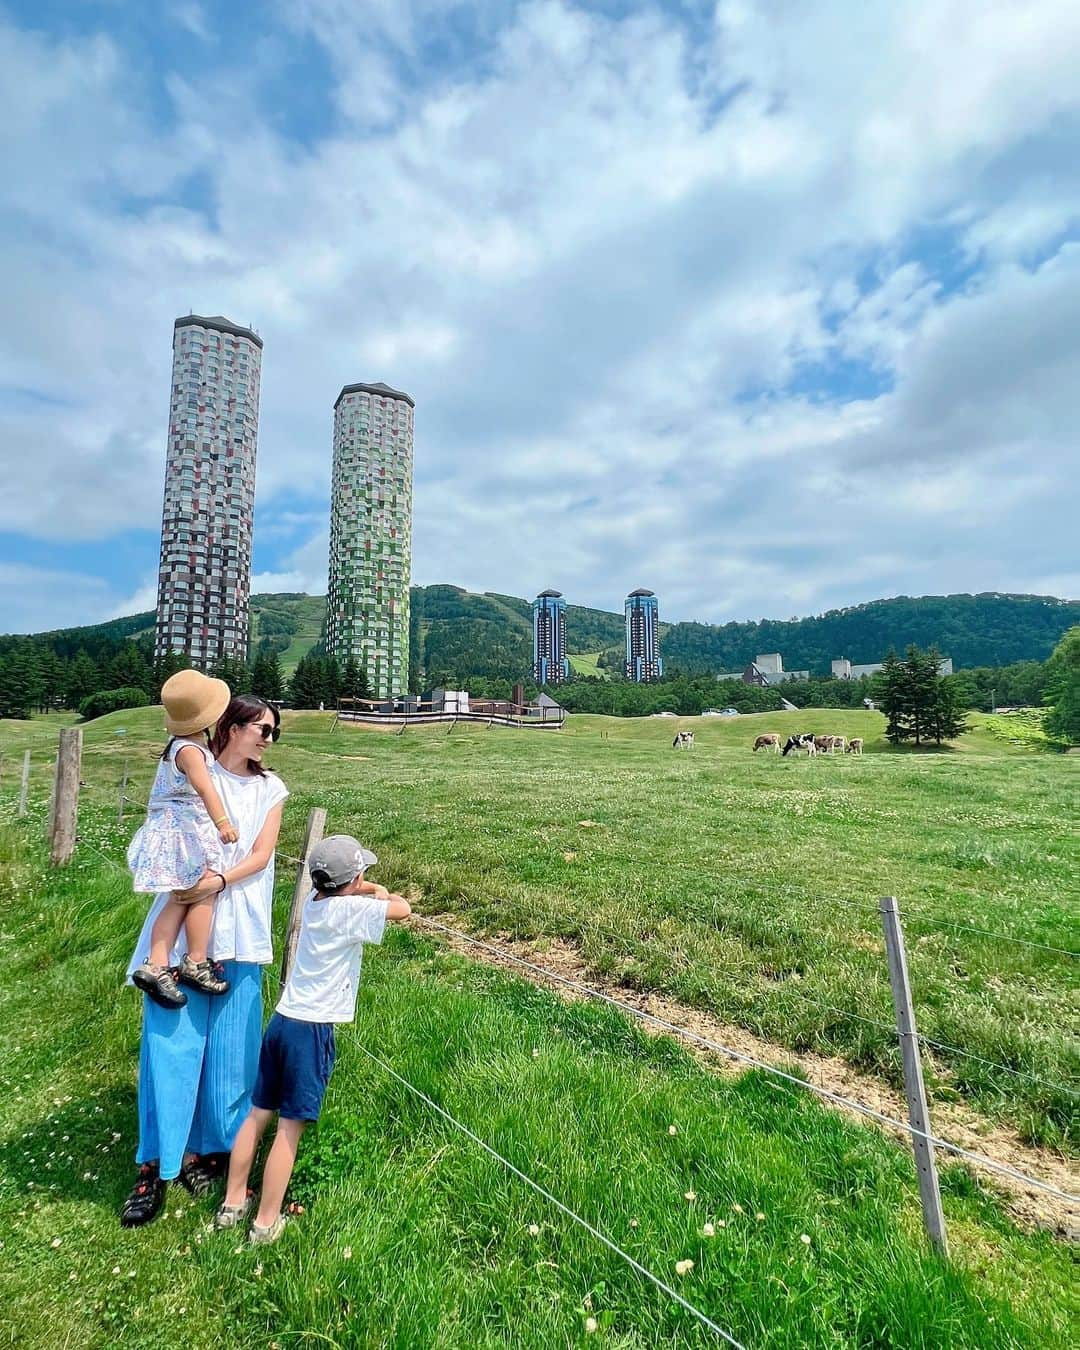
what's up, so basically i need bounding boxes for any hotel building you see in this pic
[154,314,262,668]
[532,589,569,685]
[625,588,663,681]
[326,382,415,699]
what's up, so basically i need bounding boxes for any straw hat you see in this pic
[161,670,232,737]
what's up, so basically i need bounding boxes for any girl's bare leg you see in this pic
[145,870,215,966]
[181,896,215,964]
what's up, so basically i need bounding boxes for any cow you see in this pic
[846,738,864,755]
[782,733,816,756]
[825,735,846,754]
[672,731,695,749]
[813,735,831,754]
[753,733,782,753]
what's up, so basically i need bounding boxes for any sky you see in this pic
[1,0,1078,635]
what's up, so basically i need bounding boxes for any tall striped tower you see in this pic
[154,314,262,668]
[326,382,415,699]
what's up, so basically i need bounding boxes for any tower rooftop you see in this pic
[174,314,263,348]
[335,381,415,409]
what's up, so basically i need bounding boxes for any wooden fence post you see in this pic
[18,750,31,818]
[879,895,948,1257]
[50,727,83,866]
[280,807,327,986]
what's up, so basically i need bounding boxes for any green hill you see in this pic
[7,587,1077,683]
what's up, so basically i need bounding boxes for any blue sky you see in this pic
[1,0,1078,634]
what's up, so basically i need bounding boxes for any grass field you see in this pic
[568,652,608,678]
[0,708,1076,1346]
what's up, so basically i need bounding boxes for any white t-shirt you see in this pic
[276,890,388,1024]
[126,765,289,976]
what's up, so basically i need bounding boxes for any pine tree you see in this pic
[36,647,67,712]
[906,645,940,747]
[65,649,101,709]
[107,643,152,696]
[251,648,284,702]
[877,650,907,744]
[0,645,45,718]
[930,675,968,745]
[288,653,323,709]
[322,655,343,708]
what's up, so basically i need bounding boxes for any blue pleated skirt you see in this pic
[136,961,263,1180]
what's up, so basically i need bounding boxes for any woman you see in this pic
[120,695,288,1226]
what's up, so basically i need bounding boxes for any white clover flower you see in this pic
[684,1190,696,1203]
[800,1234,811,1246]
[667,1125,678,1136]
[112,1266,121,1276]
[702,1223,715,1237]
[629,1218,639,1228]
[527,1224,540,1237]
[674,1259,694,1276]
[755,1212,765,1222]
[584,1316,598,1333]
[531,1048,540,1058]
[254,1263,263,1278]
[731,1203,743,1214]
[51,1237,62,1248]
[343,1247,352,1260]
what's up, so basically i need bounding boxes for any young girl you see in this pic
[129,669,239,1010]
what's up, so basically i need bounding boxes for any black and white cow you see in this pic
[672,730,695,749]
[781,733,817,756]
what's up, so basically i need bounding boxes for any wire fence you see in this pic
[11,742,1078,1286]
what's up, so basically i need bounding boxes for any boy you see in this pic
[216,834,411,1243]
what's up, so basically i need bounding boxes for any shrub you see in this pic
[79,686,150,721]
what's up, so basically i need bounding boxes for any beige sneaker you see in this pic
[249,1215,287,1245]
[214,1196,252,1229]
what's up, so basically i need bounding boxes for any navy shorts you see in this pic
[252,1012,336,1121]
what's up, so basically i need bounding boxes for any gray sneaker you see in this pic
[214,1196,253,1229]
[249,1215,287,1245]
[132,961,188,1010]
[178,956,230,996]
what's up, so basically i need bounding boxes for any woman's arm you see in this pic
[174,802,285,901]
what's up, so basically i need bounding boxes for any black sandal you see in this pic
[119,1162,167,1227]
[179,1151,230,1196]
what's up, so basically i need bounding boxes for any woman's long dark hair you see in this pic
[209,695,280,776]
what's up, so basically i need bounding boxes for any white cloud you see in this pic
[0,0,1078,634]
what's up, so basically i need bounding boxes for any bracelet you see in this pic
[214,872,227,894]
[213,815,231,827]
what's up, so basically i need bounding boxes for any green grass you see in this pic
[2,707,1077,1156]
[0,809,1075,1347]
[568,652,609,679]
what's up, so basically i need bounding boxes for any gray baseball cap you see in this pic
[308,834,377,889]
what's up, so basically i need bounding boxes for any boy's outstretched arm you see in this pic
[385,894,411,920]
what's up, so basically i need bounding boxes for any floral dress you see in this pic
[126,739,225,892]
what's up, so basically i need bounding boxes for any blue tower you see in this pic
[532,589,569,685]
[625,588,662,682]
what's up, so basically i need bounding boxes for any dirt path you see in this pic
[411,912,1079,1238]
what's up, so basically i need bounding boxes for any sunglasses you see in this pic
[250,720,281,742]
